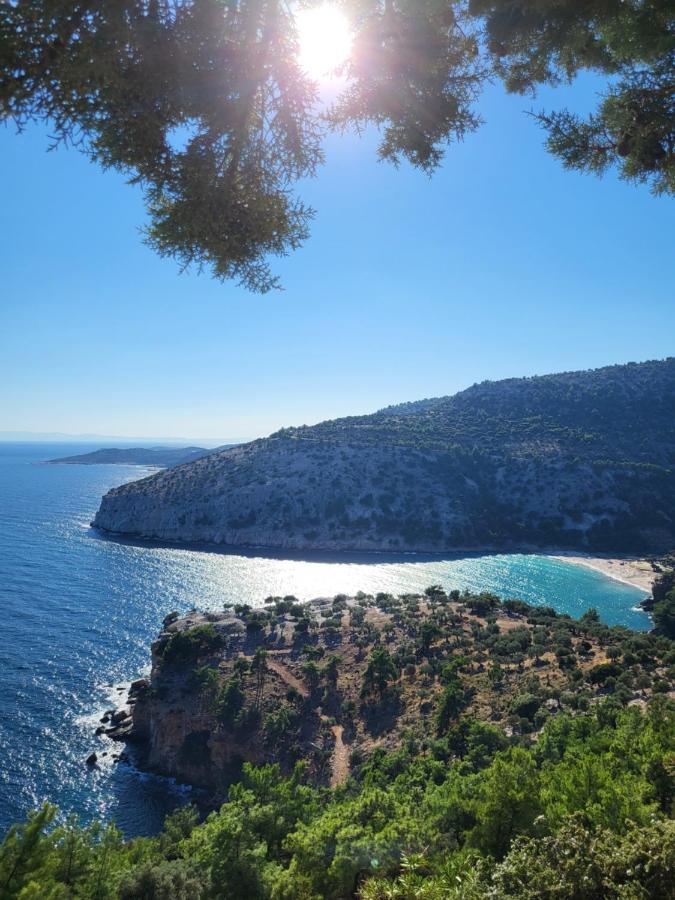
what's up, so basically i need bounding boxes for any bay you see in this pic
[0,443,650,836]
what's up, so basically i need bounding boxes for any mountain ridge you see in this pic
[93,359,675,554]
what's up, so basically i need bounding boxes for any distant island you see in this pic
[46,446,215,468]
[93,358,675,555]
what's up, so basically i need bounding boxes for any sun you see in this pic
[295,3,352,80]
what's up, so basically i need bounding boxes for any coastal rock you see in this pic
[130,678,149,695]
[106,722,133,741]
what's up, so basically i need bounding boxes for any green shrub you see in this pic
[160,625,225,665]
[509,693,541,721]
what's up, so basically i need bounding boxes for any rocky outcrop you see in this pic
[93,359,675,554]
[118,587,675,798]
[124,605,333,794]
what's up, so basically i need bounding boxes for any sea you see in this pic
[0,442,651,837]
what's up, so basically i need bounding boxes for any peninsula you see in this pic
[47,446,212,468]
[109,583,675,800]
[93,359,675,555]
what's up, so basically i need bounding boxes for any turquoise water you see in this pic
[0,443,650,837]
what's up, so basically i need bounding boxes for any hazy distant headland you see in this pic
[93,359,675,556]
[46,446,215,468]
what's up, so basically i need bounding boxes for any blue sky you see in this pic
[1,74,673,443]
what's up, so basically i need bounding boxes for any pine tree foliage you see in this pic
[1,1,672,287]
[1,700,673,897]
[470,0,675,194]
[0,0,323,292]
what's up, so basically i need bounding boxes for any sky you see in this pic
[1,65,674,442]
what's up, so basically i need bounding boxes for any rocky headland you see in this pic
[47,445,213,467]
[93,359,675,554]
[109,587,675,800]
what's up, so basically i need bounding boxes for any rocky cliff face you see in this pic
[93,359,675,553]
[94,439,482,551]
[125,605,329,794]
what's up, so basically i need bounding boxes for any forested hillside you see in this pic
[94,359,675,553]
[286,358,675,457]
[3,586,674,899]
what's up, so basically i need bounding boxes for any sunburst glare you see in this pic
[295,3,352,80]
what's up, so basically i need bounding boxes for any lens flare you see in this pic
[296,3,352,79]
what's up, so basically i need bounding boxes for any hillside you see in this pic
[93,359,675,553]
[46,446,211,467]
[7,585,675,899]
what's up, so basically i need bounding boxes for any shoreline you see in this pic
[90,526,656,594]
[547,553,655,594]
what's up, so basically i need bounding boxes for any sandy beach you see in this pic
[548,553,655,594]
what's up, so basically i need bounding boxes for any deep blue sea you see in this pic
[0,443,651,837]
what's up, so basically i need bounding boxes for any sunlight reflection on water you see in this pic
[0,444,650,837]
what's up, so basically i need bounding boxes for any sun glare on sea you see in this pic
[296,3,352,80]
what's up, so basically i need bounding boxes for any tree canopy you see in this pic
[2,0,673,290]
[1,702,674,898]
[1,580,675,896]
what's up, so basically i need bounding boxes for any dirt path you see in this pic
[266,657,310,698]
[265,656,349,786]
[329,724,349,788]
